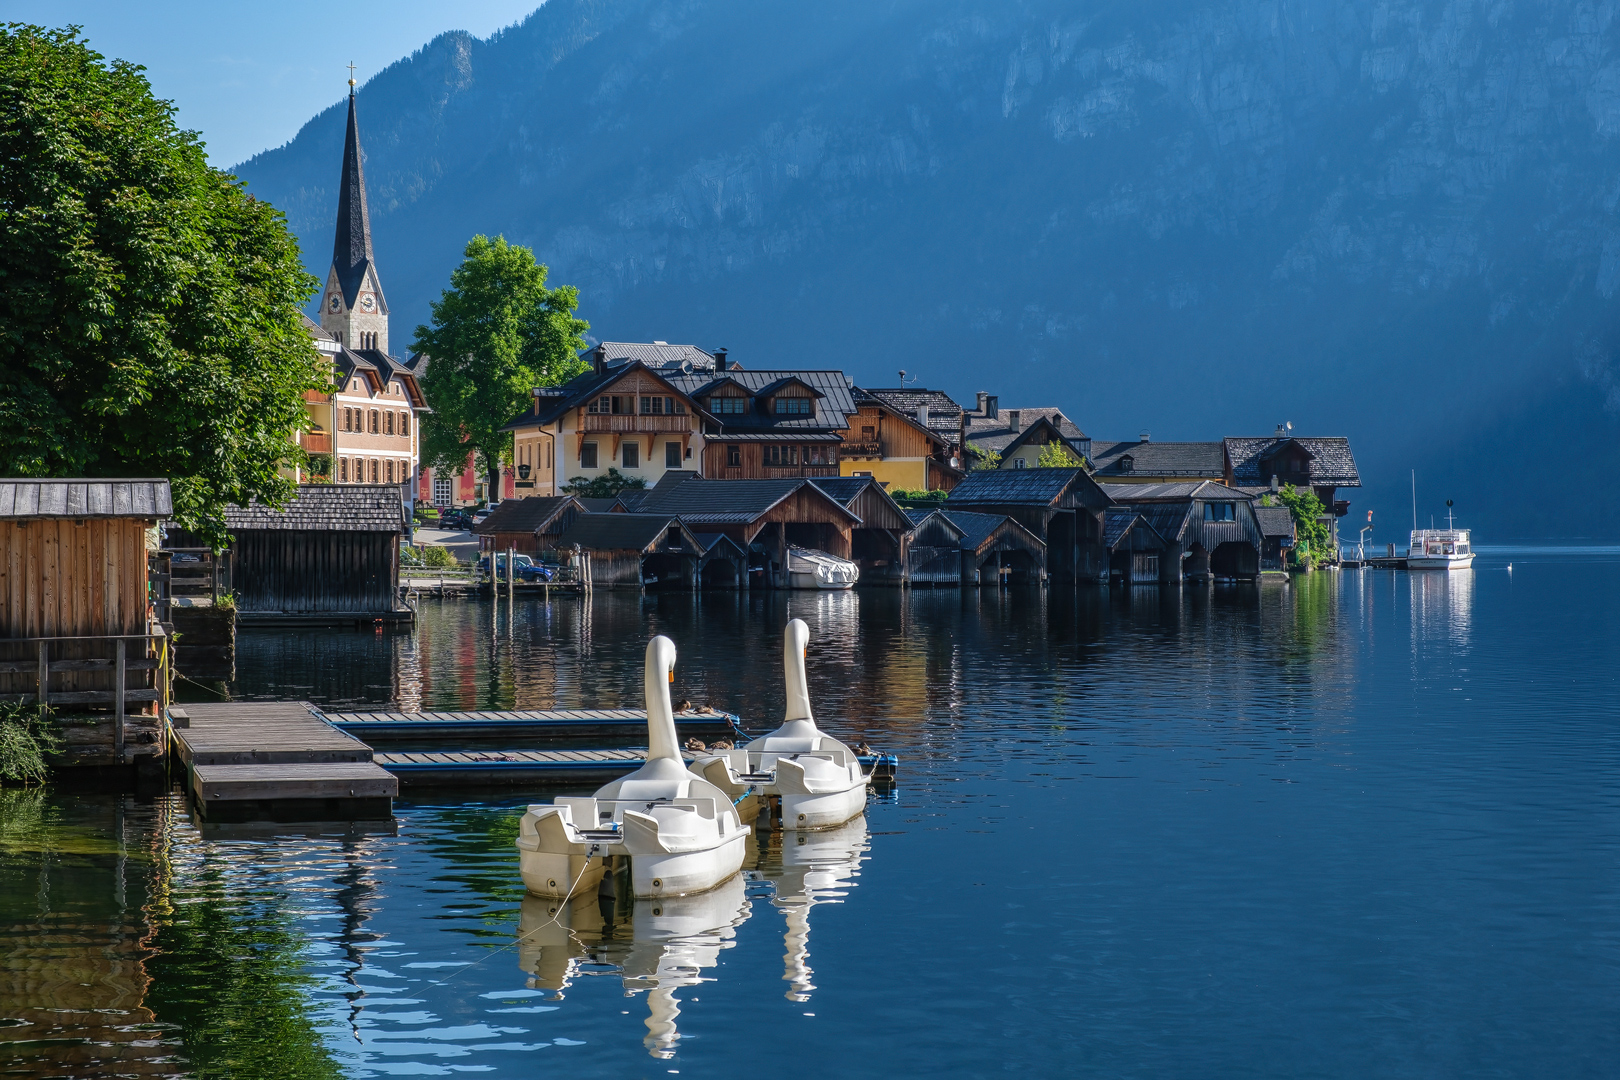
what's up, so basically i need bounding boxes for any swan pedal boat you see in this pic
[690,619,871,831]
[518,637,749,899]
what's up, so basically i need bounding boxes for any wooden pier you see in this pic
[320,707,745,746]
[172,701,397,821]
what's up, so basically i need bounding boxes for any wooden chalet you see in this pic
[1224,431,1361,547]
[1099,481,1264,581]
[810,477,915,583]
[962,395,1091,470]
[904,508,1047,586]
[1102,508,1171,584]
[1090,437,1225,485]
[473,495,585,556]
[839,389,964,492]
[554,514,706,589]
[944,467,1111,582]
[661,367,856,480]
[632,473,860,588]
[0,479,172,772]
[223,484,410,623]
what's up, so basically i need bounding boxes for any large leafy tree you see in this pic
[415,235,589,499]
[0,25,327,547]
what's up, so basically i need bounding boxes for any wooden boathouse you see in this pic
[0,479,171,772]
[223,484,410,624]
[553,514,707,588]
[903,508,1047,585]
[1102,508,1170,584]
[1100,482,1264,581]
[944,467,1111,582]
[473,495,585,557]
[810,477,915,583]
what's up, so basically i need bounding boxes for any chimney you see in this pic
[1270,474,1279,492]
[593,343,607,375]
[976,391,988,414]
[531,387,542,417]
[1007,409,1021,429]
[1139,430,1151,443]
[1275,423,1287,437]
[916,405,929,427]
[715,348,729,372]
[985,395,999,420]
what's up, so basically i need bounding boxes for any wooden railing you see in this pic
[0,631,170,760]
[579,413,691,434]
[303,430,333,453]
[841,440,882,457]
[166,547,229,600]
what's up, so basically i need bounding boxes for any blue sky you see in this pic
[11,0,543,167]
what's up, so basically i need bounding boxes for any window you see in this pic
[727,445,741,467]
[665,442,681,468]
[861,426,875,440]
[588,396,607,414]
[433,477,452,506]
[386,459,395,484]
[369,410,379,434]
[399,412,409,437]
[806,445,830,465]
[766,444,799,466]
[340,458,349,482]
[641,396,664,415]
[1013,458,1027,469]
[711,396,747,414]
[1204,502,1236,521]
[581,443,598,469]
[774,397,812,415]
[1119,455,1134,473]
[370,459,379,483]
[547,442,553,469]
[385,412,395,436]
[623,442,639,469]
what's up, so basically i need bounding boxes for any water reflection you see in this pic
[757,816,869,1002]
[1409,567,1474,647]
[517,875,752,1059]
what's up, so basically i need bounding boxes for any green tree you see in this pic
[414,236,589,497]
[969,446,1002,470]
[562,467,646,499]
[1036,441,1086,468]
[0,25,328,548]
[1277,483,1332,565]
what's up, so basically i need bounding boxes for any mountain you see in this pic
[234,0,1620,538]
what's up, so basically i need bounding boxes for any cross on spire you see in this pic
[347,62,357,94]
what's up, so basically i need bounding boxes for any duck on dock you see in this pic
[690,619,871,830]
[516,636,750,899]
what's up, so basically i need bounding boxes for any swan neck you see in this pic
[783,620,813,724]
[645,638,680,762]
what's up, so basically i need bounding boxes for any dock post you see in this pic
[36,641,48,713]
[114,638,126,759]
[508,545,516,601]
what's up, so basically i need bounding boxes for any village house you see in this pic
[1089,436,1226,485]
[962,393,1091,469]
[944,467,1112,582]
[1223,430,1362,548]
[838,388,965,492]
[1099,481,1264,582]
[667,364,857,480]
[299,88,428,510]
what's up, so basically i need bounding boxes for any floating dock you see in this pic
[320,707,745,746]
[172,702,397,821]
[370,747,898,787]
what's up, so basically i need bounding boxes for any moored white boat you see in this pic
[691,619,870,830]
[787,546,858,589]
[1407,529,1474,569]
[517,636,749,899]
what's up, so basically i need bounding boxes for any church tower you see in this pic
[319,80,388,353]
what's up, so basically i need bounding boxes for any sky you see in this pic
[10,0,543,167]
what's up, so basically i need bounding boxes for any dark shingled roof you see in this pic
[473,496,580,536]
[1102,508,1168,550]
[854,388,964,441]
[223,485,406,533]
[947,467,1092,506]
[965,407,1087,453]
[1091,440,1225,479]
[694,531,746,556]
[575,497,622,513]
[0,479,172,519]
[1225,437,1361,488]
[331,94,383,311]
[809,477,882,506]
[636,477,859,525]
[1254,505,1296,538]
[1100,481,1254,502]
[665,369,858,434]
[939,510,1020,551]
[555,514,689,552]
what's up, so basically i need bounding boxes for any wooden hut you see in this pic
[1102,508,1170,584]
[473,495,585,557]
[1254,505,1296,571]
[944,467,1111,582]
[0,479,172,771]
[223,485,409,623]
[1099,481,1264,582]
[810,477,915,584]
[901,510,967,585]
[901,508,1048,585]
[554,514,706,589]
[694,532,749,588]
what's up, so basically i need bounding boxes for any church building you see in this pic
[296,80,428,509]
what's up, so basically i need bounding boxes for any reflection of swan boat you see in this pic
[787,546,859,589]
[517,875,751,1059]
[691,619,871,830]
[766,815,869,1002]
[517,636,749,899]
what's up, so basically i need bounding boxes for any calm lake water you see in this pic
[3,547,1618,1078]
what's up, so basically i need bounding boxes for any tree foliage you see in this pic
[561,468,646,499]
[0,25,327,547]
[1277,483,1332,564]
[414,235,589,494]
[1036,440,1085,468]
[969,446,1002,470]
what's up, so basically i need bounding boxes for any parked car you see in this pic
[482,553,555,582]
[439,509,472,530]
[471,502,500,526]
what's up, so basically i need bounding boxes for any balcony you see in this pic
[579,413,691,434]
[302,430,332,453]
[841,440,882,458]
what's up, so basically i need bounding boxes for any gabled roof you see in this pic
[223,485,406,534]
[754,375,826,399]
[332,348,430,409]
[1100,481,1254,502]
[694,532,747,557]
[575,497,623,513]
[473,496,582,536]
[661,369,858,433]
[809,477,883,505]
[965,407,1087,453]
[856,388,964,441]
[636,477,860,525]
[0,479,172,519]
[1224,436,1361,488]
[1102,508,1168,550]
[809,476,911,530]
[947,467,1103,508]
[331,93,383,311]
[1000,415,1090,461]
[518,360,708,428]
[1254,505,1296,539]
[555,513,699,553]
[939,510,1025,551]
[1090,440,1225,479]
[903,507,967,541]
[585,341,722,372]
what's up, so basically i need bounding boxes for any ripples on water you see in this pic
[2,547,1618,1078]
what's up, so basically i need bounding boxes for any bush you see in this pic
[0,703,61,785]
[420,545,459,569]
[562,468,647,498]
[889,488,947,507]
[1277,484,1333,566]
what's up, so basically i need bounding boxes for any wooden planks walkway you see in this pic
[176,701,396,821]
[373,747,655,787]
[321,707,745,745]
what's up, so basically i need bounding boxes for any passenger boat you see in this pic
[516,636,749,899]
[691,619,871,830]
[1407,529,1474,569]
[787,546,858,589]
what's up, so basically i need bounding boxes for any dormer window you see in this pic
[774,397,812,416]
[710,396,748,415]
[1119,454,1134,473]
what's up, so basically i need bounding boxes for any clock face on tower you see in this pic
[328,295,340,312]
[360,294,376,312]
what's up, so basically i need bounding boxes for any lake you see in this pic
[2,547,1617,1078]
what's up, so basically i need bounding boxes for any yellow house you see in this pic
[838,389,964,491]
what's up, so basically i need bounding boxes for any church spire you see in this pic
[321,70,388,353]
